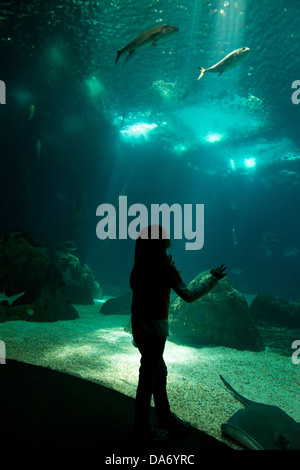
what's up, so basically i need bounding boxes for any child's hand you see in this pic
[210,265,227,280]
[167,254,174,265]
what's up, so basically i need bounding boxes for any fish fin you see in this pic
[124,50,135,63]
[218,71,224,76]
[115,50,122,65]
[197,67,206,80]
[150,32,161,41]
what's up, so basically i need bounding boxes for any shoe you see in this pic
[134,425,169,442]
[160,413,192,434]
[148,426,169,441]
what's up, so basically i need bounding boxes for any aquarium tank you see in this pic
[0,0,299,452]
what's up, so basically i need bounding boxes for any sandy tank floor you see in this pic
[0,302,299,450]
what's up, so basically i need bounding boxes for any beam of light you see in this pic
[208,0,248,86]
[204,132,224,143]
[215,0,247,43]
[120,122,157,139]
[173,144,189,153]
[85,76,104,98]
[244,157,256,168]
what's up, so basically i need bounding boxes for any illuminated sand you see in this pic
[0,303,299,449]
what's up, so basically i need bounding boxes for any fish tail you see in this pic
[219,375,255,407]
[197,67,206,80]
[115,50,122,65]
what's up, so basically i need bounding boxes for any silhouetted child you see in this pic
[130,225,226,441]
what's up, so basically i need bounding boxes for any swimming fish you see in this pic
[116,25,179,64]
[197,47,250,80]
[0,291,25,306]
[220,375,300,450]
[283,246,300,257]
[35,139,41,158]
[231,267,244,275]
[28,104,35,120]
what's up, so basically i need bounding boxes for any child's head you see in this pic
[134,225,171,265]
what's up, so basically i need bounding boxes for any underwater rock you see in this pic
[0,231,78,322]
[169,271,264,352]
[250,294,300,328]
[256,324,299,357]
[100,293,132,315]
[52,246,102,304]
[58,240,78,252]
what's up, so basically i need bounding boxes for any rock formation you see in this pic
[0,231,79,322]
[169,271,264,351]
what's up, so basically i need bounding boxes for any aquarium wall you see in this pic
[0,0,300,451]
[1,0,300,299]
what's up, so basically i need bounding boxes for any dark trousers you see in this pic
[132,323,171,432]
